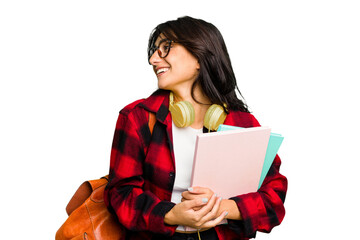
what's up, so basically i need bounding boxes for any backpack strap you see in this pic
[148,111,156,135]
[66,181,92,215]
[66,177,109,215]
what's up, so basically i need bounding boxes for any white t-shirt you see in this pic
[170,122,202,231]
[170,121,203,204]
[170,122,228,230]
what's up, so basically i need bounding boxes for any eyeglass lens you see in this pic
[148,40,172,64]
[158,40,171,58]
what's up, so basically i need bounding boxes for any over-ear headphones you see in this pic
[169,92,227,131]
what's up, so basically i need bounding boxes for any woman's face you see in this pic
[149,35,200,94]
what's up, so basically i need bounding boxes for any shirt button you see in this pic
[169,172,174,177]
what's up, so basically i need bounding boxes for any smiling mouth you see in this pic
[156,68,169,75]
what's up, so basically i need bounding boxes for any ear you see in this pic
[196,61,200,70]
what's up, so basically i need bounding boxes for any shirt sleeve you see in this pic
[226,113,288,237]
[104,111,177,236]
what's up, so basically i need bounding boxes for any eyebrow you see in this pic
[154,38,170,48]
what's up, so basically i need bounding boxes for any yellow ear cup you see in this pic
[169,92,195,128]
[169,92,227,130]
[204,104,227,131]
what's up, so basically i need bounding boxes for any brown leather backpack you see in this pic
[56,112,156,240]
[56,176,125,240]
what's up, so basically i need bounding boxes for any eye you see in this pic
[163,44,170,50]
[160,40,172,51]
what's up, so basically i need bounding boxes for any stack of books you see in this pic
[190,124,284,199]
[217,124,284,189]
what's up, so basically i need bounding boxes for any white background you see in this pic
[1,1,359,239]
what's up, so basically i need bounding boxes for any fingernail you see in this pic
[202,198,208,203]
[219,197,223,201]
[224,211,229,216]
[188,187,193,192]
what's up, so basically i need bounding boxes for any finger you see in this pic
[200,211,229,229]
[195,193,217,217]
[188,186,211,194]
[192,206,202,211]
[199,196,222,223]
[180,197,192,203]
[181,191,195,200]
[182,191,209,201]
[196,195,220,225]
[183,196,209,210]
[192,195,222,228]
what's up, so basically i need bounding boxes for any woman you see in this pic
[104,16,287,240]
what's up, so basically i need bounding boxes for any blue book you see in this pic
[217,124,284,189]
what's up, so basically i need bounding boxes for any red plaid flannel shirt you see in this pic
[104,89,287,240]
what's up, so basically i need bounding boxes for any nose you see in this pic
[149,50,162,66]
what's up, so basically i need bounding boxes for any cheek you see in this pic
[184,62,200,79]
[177,57,198,73]
[172,65,198,81]
[183,56,200,77]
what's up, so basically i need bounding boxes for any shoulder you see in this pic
[120,98,146,116]
[119,89,169,116]
[117,89,169,129]
[225,110,261,128]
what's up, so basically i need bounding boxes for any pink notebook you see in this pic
[190,126,271,199]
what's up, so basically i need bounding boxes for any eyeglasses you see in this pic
[148,39,174,64]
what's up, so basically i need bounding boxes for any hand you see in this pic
[164,192,228,229]
[181,187,214,211]
[182,187,242,220]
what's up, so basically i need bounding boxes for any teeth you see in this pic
[157,68,169,75]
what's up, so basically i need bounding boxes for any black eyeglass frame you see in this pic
[148,39,174,64]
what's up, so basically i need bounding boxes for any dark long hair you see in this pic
[148,16,250,113]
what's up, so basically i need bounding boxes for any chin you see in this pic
[157,81,171,91]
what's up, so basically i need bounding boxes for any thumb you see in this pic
[185,197,209,209]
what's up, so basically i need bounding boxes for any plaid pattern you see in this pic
[104,89,287,240]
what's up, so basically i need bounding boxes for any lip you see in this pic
[155,67,170,76]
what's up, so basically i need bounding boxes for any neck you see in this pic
[172,84,210,104]
[171,86,211,129]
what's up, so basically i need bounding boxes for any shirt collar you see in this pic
[138,89,171,124]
